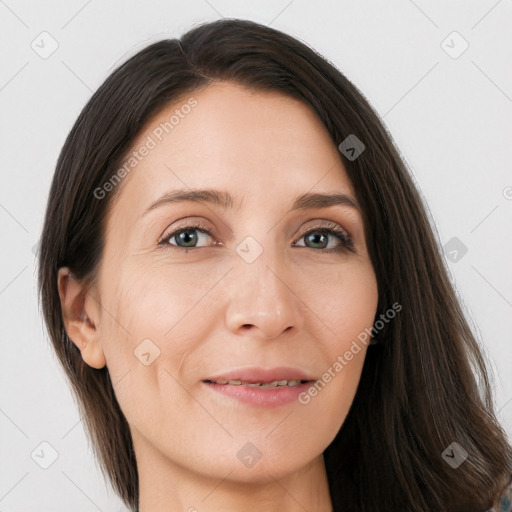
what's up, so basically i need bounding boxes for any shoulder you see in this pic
[491,476,512,512]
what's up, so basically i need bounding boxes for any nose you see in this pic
[224,255,305,340]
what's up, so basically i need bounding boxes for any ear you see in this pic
[57,267,106,369]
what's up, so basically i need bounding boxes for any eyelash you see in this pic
[158,221,356,254]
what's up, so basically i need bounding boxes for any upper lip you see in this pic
[203,366,315,383]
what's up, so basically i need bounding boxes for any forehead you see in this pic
[109,81,355,219]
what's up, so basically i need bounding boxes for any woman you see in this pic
[38,18,512,511]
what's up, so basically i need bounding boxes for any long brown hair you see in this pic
[38,18,511,511]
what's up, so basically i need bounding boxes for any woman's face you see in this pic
[86,82,378,482]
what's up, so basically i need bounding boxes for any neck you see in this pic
[133,429,333,512]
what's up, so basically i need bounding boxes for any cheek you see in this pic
[295,260,377,418]
[101,259,221,341]
[92,252,379,478]
[96,262,222,395]
[295,257,378,336]
[99,254,378,385]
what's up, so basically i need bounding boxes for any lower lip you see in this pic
[203,381,313,408]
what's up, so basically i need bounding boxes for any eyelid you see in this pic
[294,221,356,254]
[295,219,350,238]
[158,218,357,254]
[158,220,214,246]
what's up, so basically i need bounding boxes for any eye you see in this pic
[158,220,356,254]
[159,223,215,251]
[292,221,355,254]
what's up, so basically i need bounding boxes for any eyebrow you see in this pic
[142,188,361,216]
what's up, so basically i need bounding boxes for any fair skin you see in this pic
[58,82,378,512]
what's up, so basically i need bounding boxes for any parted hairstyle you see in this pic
[38,18,511,512]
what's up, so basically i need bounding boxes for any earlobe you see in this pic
[57,267,106,369]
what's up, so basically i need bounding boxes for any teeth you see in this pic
[212,379,306,387]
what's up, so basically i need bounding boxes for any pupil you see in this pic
[308,232,327,249]
[179,230,197,247]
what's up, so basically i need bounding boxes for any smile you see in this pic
[202,379,314,407]
[203,378,310,387]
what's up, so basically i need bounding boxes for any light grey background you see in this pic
[1,1,511,510]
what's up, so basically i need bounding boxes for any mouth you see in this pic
[202,371,315,408]
[202,378,312,387]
